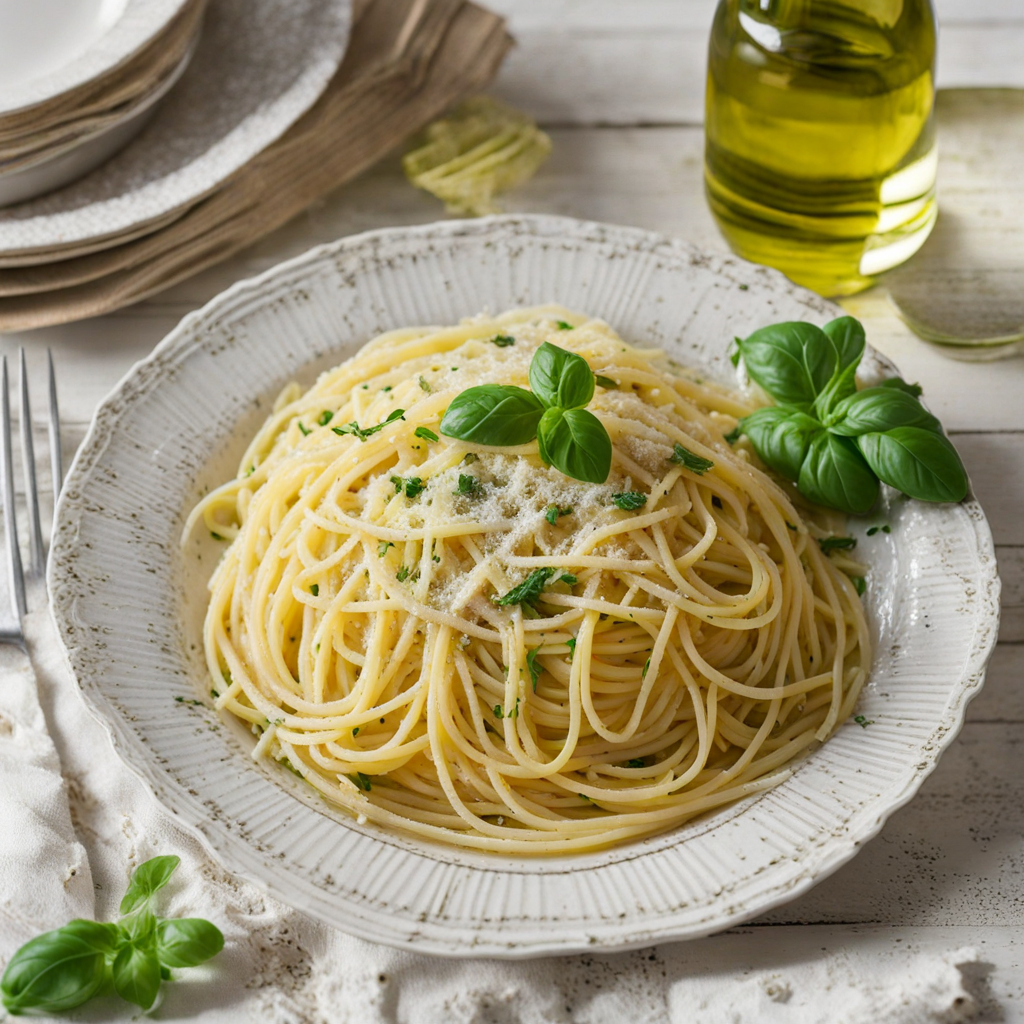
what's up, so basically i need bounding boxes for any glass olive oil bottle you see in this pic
[705,0,937,296]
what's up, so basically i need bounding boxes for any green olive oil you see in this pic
[705,0,937,296]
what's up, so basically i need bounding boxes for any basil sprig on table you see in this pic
[1,855,223,1015]
[731,318,968,515]
[439,342,612,483]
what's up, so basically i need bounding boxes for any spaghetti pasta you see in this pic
[185,306,870,854]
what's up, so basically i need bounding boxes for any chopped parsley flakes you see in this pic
[332,408,405,442]
[545,504,573,525]
[669,443,714,475]
[819,536,857,554]
[611,491,646,511]
[526,648,542,691]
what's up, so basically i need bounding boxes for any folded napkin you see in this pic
[0,0,511,330]
[0,582,92,950]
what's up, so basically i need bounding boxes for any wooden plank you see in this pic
[481,4,1024,126]
[969,643,1024,721]
[485,0,1024,29]
[996,547,1024,643]
[951,433,1024,546]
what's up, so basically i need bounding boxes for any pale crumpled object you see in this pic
[0,585,994,1023]
[403,96,552,216]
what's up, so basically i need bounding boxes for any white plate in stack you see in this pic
[0,0,207,206]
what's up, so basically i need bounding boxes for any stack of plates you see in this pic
[0,0,355,262]
[0,0,513,331]
[0,0,209,207]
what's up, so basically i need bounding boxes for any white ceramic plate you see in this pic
[0,0,187,117]
[0,0,352,260]
[51,216,1000,958]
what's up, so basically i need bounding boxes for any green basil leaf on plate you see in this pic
[0,921,117,1015]
[814,316,866,418]
[155,919,225,969]
[528,341,594,409]
[798,433,879,515]
[536,407,612,483]
[440,385,545,445]
[735,322,837,409]
[119,855,180,915]
[112,943,162,1010]
[856,427,969,503]
[739,407,821,482]
[828,387,940,437]
[879,376,923,398]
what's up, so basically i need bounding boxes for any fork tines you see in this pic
[0,350,62,623]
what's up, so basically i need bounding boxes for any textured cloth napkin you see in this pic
[0,578,990,1023]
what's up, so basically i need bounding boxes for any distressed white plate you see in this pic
[51,216,1000,958]
[0,0,351,260]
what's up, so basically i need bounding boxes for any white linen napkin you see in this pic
[0,587,991,1023]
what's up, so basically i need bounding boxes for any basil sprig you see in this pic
[731,318,968,514]
[1,855,223,1015]
[440,342,612,483]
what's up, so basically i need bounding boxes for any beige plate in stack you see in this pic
[0,0,208,207]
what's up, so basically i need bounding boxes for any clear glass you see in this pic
[705,0,938,297]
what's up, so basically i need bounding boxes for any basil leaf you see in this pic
[880,376,923,398]
[828,387,940,437]
[155,919,225,969]
[1,921,116,1015]
[529,342,594,409]
[823,316,866,372]
[536,407,612,484]
[739,407,820,482]
[120,855,180,914]
[814,317,866,417]
[440,385,544,446]
[735,322,837,409]
[798,433,879,514]
[112,943,162,1010]
[856,427,969,503]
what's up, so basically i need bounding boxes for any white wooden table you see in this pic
[3,0,1022,1015]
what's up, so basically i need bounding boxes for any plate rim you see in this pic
[50,214,1002,957]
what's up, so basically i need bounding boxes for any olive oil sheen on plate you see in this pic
[705,0,937,297]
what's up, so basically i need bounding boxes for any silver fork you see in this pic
[0,350,61,647]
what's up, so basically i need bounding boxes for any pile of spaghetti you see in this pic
[186,307,870,853]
